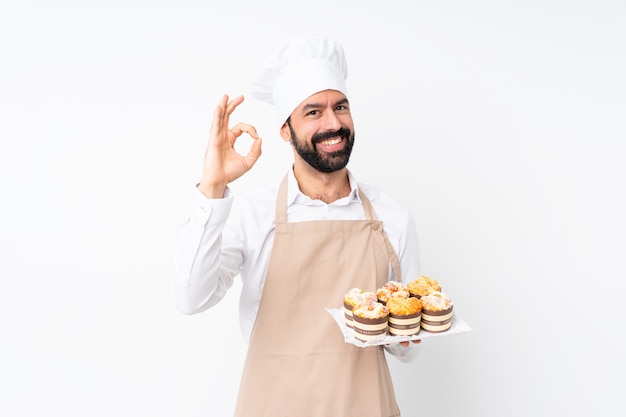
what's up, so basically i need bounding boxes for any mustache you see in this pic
[311,127,351,144]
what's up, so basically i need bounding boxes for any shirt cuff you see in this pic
[384,339,426,363]
[191,184,234,226]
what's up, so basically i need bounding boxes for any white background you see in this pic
[2,1,625,416]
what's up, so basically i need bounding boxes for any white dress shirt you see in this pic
[173,168,423,362]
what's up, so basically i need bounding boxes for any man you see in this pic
[174,37,423,416]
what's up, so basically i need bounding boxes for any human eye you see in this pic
[335,100,350,111]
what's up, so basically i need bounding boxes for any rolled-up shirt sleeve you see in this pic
[173,186,238,315]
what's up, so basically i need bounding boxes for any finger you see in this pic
[214,96,245,144]
[229,123,260,148]
[231,122,260,139]
[399,341,409,347]
[242,136,263,168]
[210,95,229,138]
[210,100,224,141]
[412,339,421,344]
[225,95,245,117]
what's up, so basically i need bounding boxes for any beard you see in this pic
[288,121,355,173]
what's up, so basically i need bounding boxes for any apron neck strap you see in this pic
[276,173,376,223]
[275,172,402,280]
[276,174,289,224]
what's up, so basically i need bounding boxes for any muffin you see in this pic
[420,292,454,333]
[376,281,410,305]
[386,296,422,336]
[407,275,442,299]
[351,300,389,342]
[343,288,377,329]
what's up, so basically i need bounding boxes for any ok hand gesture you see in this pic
[198,94,263,198]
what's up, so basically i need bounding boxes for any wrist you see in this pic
[197,182,227,199]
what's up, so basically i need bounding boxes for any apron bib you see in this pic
[234,175,402,417]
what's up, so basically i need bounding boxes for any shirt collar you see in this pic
[286,167,361,207]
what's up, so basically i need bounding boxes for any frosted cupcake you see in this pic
[352,300,389,342]
[343,288,377,329]
[407,275,442,299]
[420,292,454,333]
[376,281,410,305]
[386,296,422,336]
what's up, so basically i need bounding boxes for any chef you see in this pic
[174,37,424,416]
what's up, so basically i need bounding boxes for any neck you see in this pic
[293,164,351,204]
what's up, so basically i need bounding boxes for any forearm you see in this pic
[172,190,236,314]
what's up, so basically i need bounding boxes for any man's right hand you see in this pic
[198,94,263,198]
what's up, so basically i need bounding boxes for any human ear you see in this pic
[279,122,291,143]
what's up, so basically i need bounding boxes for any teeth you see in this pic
[320,137,342,146]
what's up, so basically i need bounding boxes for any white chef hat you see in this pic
[251,37,348,127]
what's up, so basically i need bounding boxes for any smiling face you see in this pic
[281,89,355,173]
